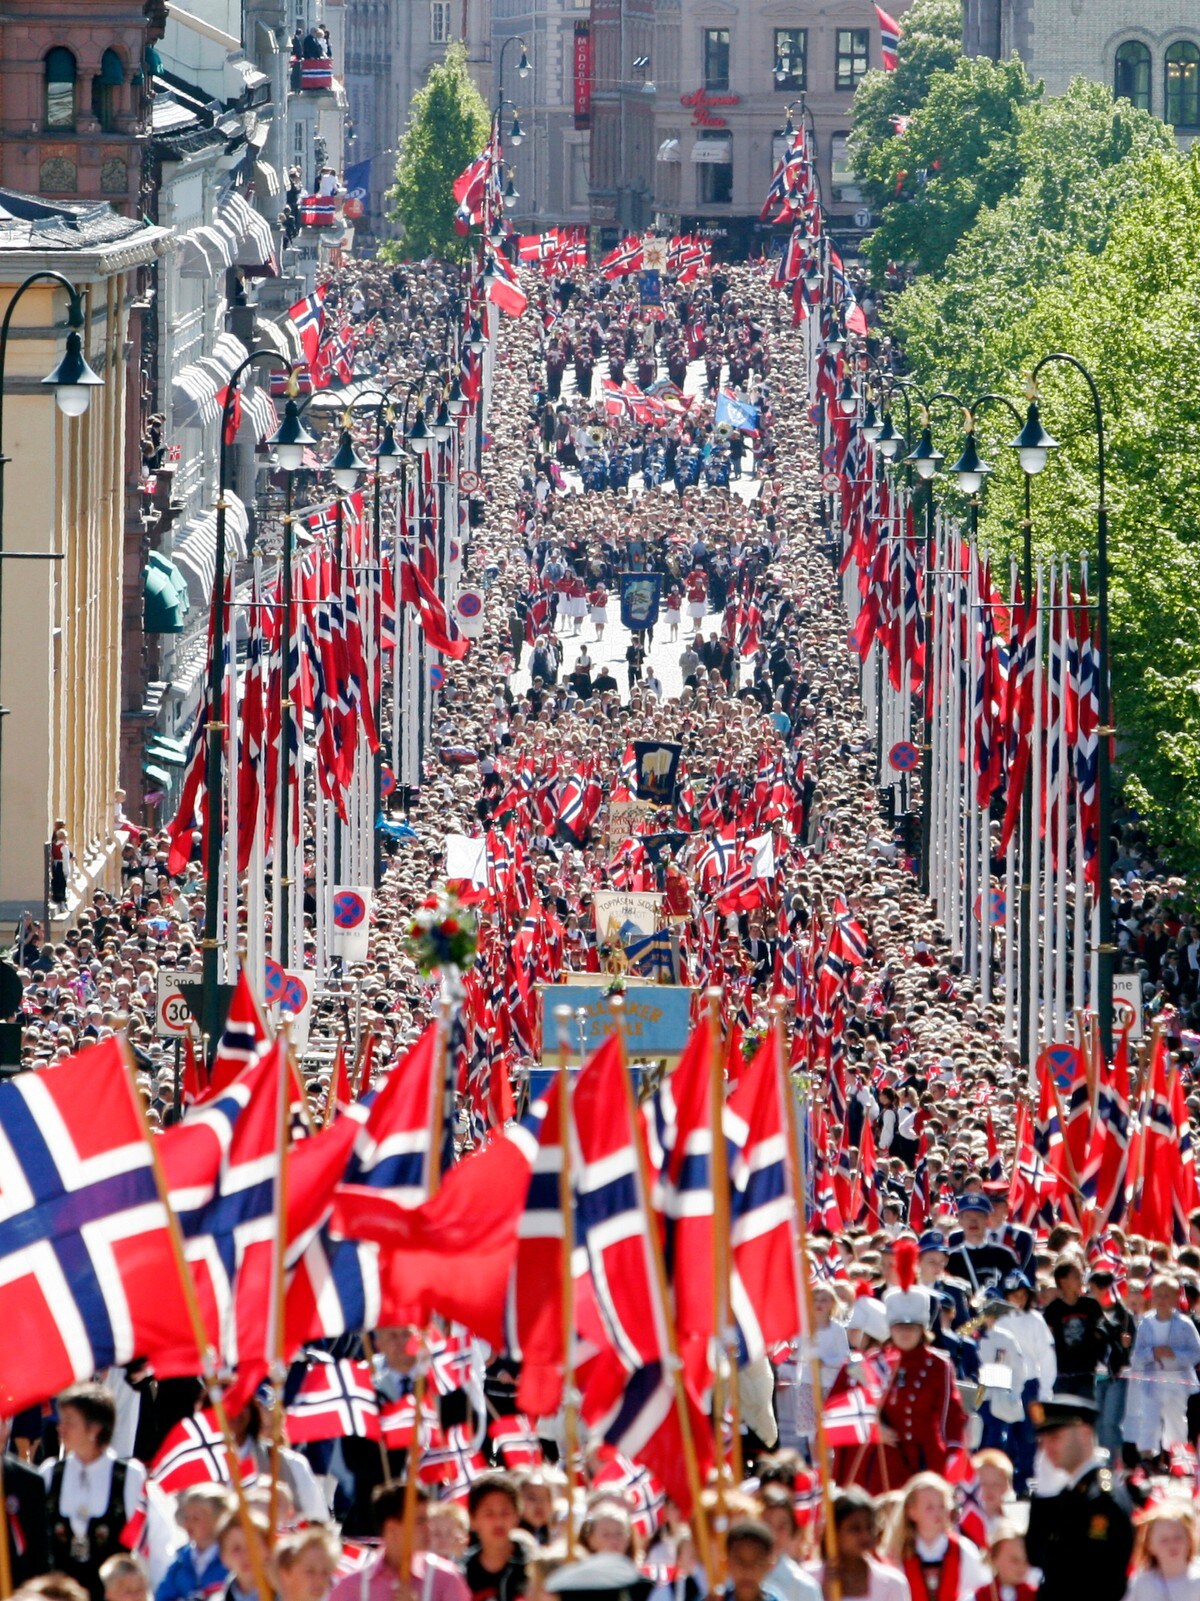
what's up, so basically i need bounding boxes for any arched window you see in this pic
[45,47,77,130]
[1114,40,1151,112]
[92,48,124,130]
[1165,39,1200,128]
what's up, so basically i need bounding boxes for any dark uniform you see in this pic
[46,1457,129,1601]
[1025,1458,1133,1601]
[1024,1395,1134,1601]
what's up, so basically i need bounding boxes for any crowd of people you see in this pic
[6,247,1200,1601]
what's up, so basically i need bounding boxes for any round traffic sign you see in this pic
[889,741,919,772]
[158,990,192,1035]
[1046,1042,1079,1090]
[455,591,482,619]
[973,888,1007,926]
[265,958,309,1016]
[333,890,367,930]
[1113,997,1137,1026]
[380,764,396,798]
[460,470,482,494]
[821,471,841,492]
[264,957,285,1003]
[430,663,446,690]
[448,539,461,565]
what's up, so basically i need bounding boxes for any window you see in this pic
[703,29,730,91]
[45,47,77,130]
[92,48,123,131]
[1113,40,1151,111]
[430,1,452,42]
[774,28,806,91]
[1165,39,1200,128]
[835,29,869,92]
[695,131,732,204]
[830,132,861,202]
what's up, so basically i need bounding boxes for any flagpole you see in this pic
[0,1457,12,1601]
[119,1036,275,1601]
[706,987,732,1554]
[609,995,715,1587]
[555,1006,578,1560]
[360,1329,396,1489]
[774,1006,838,1601]
[268,1023,293,1541]
[400,1332,430,1586]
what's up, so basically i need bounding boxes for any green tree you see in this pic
[848,0,963,179]
[895,149,1200,859]
[383,42,490,263]
[854,53,1037,278]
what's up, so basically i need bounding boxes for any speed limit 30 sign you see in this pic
[156,972,195,1037]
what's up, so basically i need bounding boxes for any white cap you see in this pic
[884,1285,933,1326]
[848,1296,890,1344]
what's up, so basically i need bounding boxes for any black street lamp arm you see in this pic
[496,35,529,113]
[0,271,87,467]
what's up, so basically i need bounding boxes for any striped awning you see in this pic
[221,191,278,275]
[171,332,251,430]
[238,381,278,445]
[178,219,240,277]
[172,490,250,607]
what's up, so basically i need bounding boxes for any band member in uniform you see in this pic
[40,1382,145,1601]
[945,1195,1018,1299]
[856,1238,968,1493]
[1025,1395,1133,1601]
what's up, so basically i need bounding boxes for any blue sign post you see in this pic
[540,983,694,1062]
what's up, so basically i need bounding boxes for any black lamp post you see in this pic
[0,272,102,920]
[264,396,316,971]
[1015,353,1113,1058]
[496,35,530,118]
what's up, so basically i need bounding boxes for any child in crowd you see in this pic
[1126,1505,1200,1601]
[156,1486,231,1601]
[101,1556,149,1601]
[465,1474,528,1601]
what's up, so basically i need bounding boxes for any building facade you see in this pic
[963,0,1200,144]
[583,0,911,250]
[344,0,493,239]
[0,194,165,923]
[495,0,592,229]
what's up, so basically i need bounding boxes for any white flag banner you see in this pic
[445,833,488,887]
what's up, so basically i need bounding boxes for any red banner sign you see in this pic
[680,88,740,128]
[574,22,593,131]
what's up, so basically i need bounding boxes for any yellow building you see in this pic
[0,191,166,924]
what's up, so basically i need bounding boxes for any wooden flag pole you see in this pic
[774,1006,840,1600]
[0,1457,12,1601]
[360,1329,395,1488]
[609,996,716,1586]
[556,1006,578,1559]
[268,1024,294,1541]
[122,1038,275,1601]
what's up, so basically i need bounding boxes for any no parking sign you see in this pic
[264,957,314,1047]
[453,587,486,638]
[332,885,371,965]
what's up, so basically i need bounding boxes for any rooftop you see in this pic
[0,190,156,253]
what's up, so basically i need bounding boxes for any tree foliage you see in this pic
[383,43,490,263]
[848,0,964,177]
[893,144,1200,860]
[853,54,1037,278]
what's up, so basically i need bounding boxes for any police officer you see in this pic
[1025,1395,1133,1601]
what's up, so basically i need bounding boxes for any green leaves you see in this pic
[383,43,491,263]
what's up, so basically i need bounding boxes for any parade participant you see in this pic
[272,1527,340,1601]
[944,1198,1017,1302]
[1043,1260,1109,1402]
[154,1487,230,1601]
[464,1474,528,1601]
[807,1488,910,1601]
[1025,1396,1133,1601]
[1,1415,50,1587]
[214,1511,268,1601]
[757,1488,822,1601]
[1126,1274,1200,1462]
[1125,1505,1200,1601]
[101,1556,149,1601]
[579,1501,634,1558]
[969,1453,1016,1546]
[1000,1273,1057,1490]
[854,1241,967,1492]
[721,1520,789,1601]
[973,1527,1036,1601]
[328,1485,469,1601]
[883,1474,988,1601]
[41,1383,146,1601]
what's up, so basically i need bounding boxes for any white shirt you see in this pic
[768,1554,821,1601]
[41,1450,146,1538]
[1126,1565,1200,1601]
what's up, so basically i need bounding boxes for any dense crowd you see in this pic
[7,253,1200,1601]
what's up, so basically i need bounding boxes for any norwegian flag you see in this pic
[518,229,561,265]
[822,1358,888,1446]
[428,1331,480,1396]
[1075,577,1101,888]
[506,1075,569,1419]
[286,1354,381,1442]
[489,1413,543,1468]
[999,579,1037,855]
[286,1025,449,1346]
[874,4,902,69]
[287,287,326,364]
[0,1037,207,1415]
[400,559,469,658]
[418,1424,487,1491]
[599,235,644,279]
[379,1394,439,1450]
[593,1455,666,1544]
[149,1410,248,1493]
[164,576,226,876]
[204,968,271,1099]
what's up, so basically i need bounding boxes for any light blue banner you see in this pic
[540,983,694,1061]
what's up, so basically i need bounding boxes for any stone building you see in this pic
[963,0,1200,143]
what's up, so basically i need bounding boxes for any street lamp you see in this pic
[0,271,101,931]
[1009,400,1059,477]
[374,421,402,476]
[905,424,943,480]
[1019,353,1114,1057]
[836,376,858,418]
[946,427,992,497]
[860,399,881,443]
[330,426,369,492]
[406,406,433,456]
[496,35,530,117]
[271,395,316,473]
[875,413,904,460]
